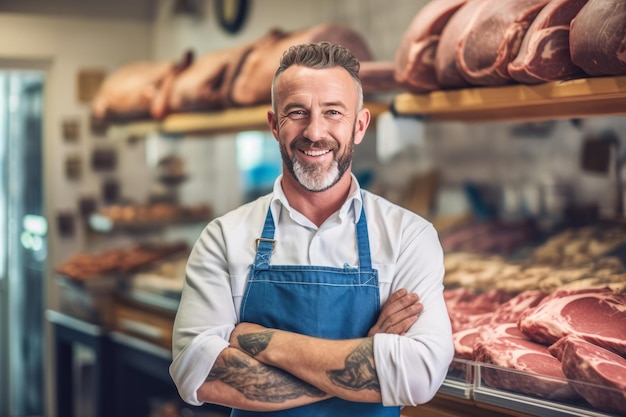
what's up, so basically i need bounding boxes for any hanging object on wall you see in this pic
[57,212,75,237]
[215,0,249,34]
[62,118,80,143]
[64,155,82,180]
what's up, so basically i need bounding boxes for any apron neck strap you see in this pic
[253,197,372,270]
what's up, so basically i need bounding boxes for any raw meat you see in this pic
[474,322,580,401]
[489,289,547,324]
[569,0,626,76]
[456,0,551,86]
[229,24,373,107]
[450,290,546,359]
[91,51,192,122]
[508,0,588,84]
[394,0,467,93]
[358,61,399,94]
[435,0,491,88]
[518,288,626,356]
[162,29,288,116]
[445,288,512,332]
[550,336,626,415]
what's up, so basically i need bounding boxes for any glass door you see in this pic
[0,70,46,417]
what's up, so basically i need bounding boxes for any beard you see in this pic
[280,130,355,192]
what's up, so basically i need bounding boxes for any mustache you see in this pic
[292,137,338,152]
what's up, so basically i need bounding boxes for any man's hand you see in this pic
[368,289,422,337]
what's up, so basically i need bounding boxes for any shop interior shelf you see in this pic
[105,101,391,139]
[393,75,626,123]
[88,213,211,233]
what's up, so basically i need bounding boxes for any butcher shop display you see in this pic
[569,0,626,76]
[442,221,626,415]
[508,0,588,84]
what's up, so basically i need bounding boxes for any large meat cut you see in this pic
[569,0,626,76]
[435,0,490,88]
[456,0,551,86]
[229,24,373,107]
[518,288,626,356]
[91,51,193,122]
[394,0,467,93]
[160,30,285,117]
[550,336,626,415]
[508,0,588,84]
[473,322,580,401]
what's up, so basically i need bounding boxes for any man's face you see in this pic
[270,65,367,192]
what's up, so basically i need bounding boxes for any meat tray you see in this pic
[447,361,625,417]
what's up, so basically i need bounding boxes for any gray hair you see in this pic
[271,41,364,112]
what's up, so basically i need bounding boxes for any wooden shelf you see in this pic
[393,75,626,123]
[106,101,390,138]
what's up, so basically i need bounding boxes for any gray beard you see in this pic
[292,157,341,192]
[281,135,355,193]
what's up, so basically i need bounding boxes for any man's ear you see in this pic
[267,110,279,141]
[353,108,371,145]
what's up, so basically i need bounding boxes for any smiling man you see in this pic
[170,42,454,417]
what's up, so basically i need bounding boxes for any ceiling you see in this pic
[0,0,157,21]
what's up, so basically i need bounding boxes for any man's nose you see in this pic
[303,113,325,141]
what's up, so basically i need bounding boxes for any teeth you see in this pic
[304,149,330,156]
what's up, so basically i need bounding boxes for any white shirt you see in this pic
[170,174,453,407]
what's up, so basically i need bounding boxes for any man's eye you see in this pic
[327,110,341,116]
[289,110,307,119]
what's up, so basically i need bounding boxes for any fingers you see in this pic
[383,289,420,316]
[368,289,423,336]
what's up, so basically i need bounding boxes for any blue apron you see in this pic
[233,204,400,417]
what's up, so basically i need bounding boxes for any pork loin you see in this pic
[550,336,626,415]
[518,287,626,356]
[229,24,373,107]
[508,0,588,84]
[394,0,467,93]
[569,0,626,76]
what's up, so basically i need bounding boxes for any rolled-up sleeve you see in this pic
[169,220,237,405]
[373,223,454,406]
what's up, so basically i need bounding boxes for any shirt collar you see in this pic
[270,173,363,225]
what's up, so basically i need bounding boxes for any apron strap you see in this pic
[355,202,372,270]
[253,207,276,270]
[254,197,373,271]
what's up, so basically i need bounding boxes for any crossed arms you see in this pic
[196,288,422,411]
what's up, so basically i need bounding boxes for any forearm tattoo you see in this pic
[327,339,380,392]
[238,330,274,357]
[207,351,325,402]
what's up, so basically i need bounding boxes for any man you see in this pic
[170,41,453,416]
